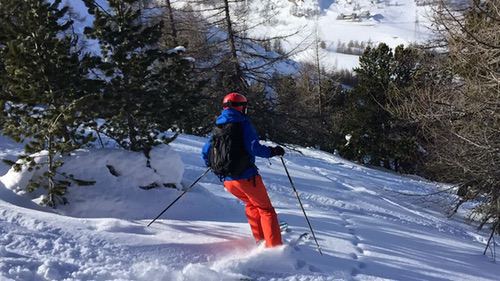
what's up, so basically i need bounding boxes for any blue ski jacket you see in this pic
[201,108,272,181]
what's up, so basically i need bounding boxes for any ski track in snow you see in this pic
[1,134,500,281]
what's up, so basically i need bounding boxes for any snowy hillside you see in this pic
[250,0,434,70]
[173,0,436,70]
[1,133,499,281]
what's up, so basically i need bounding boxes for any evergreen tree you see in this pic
[83,0,198,153]
[341,43,422,171]
[0,0,97,206]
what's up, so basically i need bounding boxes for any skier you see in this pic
[202,92,285,248]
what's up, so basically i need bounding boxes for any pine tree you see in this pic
[341,43,421,171]
[83,0,198,153]
[0,0,97,206]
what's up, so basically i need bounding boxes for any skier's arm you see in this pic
[243,121,271,158]
[201,141,211,167]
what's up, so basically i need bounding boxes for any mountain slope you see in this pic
[173,0,435,70]
[0,134,498,281]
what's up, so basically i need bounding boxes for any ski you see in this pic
[279,222,309,249]
[279,221,290,233]
[291,232,310,248]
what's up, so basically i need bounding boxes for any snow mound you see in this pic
[0,145,212,219]
[56,145,239,220]
[0,144,183,194]
[63,144,184,188]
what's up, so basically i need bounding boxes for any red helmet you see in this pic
[222,92,248,113]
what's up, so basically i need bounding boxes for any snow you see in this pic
[1,133,499,281]
[167,46,187,55]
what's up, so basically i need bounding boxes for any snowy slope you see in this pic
[173,0,436,70]
[1,134,499,281]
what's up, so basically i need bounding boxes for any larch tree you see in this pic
[391,0,500,252]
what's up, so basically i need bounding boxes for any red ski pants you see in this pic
[224,175,282,247]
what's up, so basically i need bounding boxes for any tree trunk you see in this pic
[223,0,245,90]
[165,0,178,46]
[47,134,55,207]
[314,33,322,117]
[483,219,499,256]
[127,113,138,151]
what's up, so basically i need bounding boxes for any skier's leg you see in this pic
[245,204,265,242]
[223,179,265,242]
[243,175,282,247]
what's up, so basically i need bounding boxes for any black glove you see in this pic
[270,146,285,157]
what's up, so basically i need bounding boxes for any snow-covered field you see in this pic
[0,133,498,281]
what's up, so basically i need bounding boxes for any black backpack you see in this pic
[208,122,254,178]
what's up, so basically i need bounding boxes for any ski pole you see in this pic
[280,157,323,255]
[147,168,211,227]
